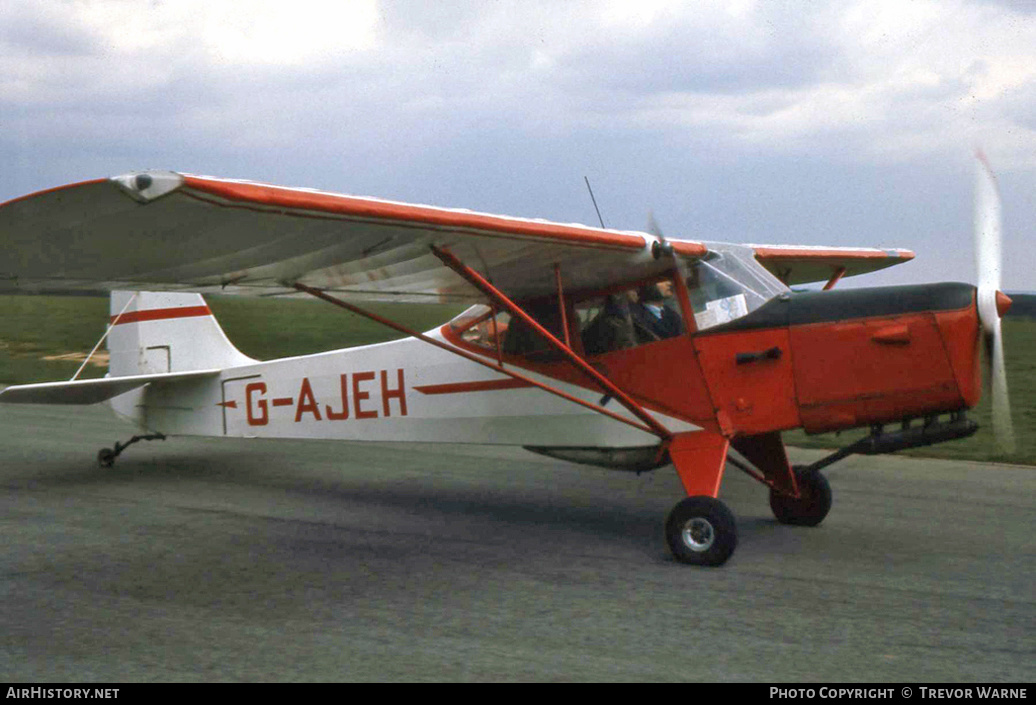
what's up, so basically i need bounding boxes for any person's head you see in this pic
[604,293,629,315]
[637,284,664,304]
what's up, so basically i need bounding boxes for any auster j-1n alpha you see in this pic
[0,156,1015,566]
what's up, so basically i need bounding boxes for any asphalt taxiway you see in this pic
[0,400,1032,681]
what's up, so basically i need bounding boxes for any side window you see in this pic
[450,305,511,352]
[578,279,685,356]
[449,278,688,361]
[501,299,565,359]
[448,300,566,360]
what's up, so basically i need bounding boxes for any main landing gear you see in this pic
[663,431,837,567]
[663,470,831,566]
[97,433,166,468]
[664,496,738,566]
[664,414,975,565]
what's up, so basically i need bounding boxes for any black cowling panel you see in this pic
[696,282,975,336]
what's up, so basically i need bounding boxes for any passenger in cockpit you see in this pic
[582,294,636,355]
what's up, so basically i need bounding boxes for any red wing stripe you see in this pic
[182,176,654,252]
[413,379,534,395]
[110,305,212,325]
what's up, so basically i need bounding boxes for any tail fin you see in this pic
[107,291,255,376]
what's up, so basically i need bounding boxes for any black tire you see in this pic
[97,448,115,468]
[769,466,832,526]
[665,496,737,566]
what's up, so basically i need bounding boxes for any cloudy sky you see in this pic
[2,0,1034,290]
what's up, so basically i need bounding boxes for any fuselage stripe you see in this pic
[413,379,534,395]
[109,305,212,326]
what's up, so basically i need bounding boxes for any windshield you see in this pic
[686,243,788,330]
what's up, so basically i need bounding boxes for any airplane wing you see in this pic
[0,369,220,405]
[751,244,915,286]
[0,171,706,304]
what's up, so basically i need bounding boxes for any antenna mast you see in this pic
[584,176,606,229]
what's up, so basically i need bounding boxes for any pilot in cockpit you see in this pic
[630,283,683,341]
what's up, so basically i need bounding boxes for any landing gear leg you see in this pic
[97,433,166,468]
[666,431,737,566]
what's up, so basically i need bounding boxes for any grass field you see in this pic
[1,293,1032,465]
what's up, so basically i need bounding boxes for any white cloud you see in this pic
[4,0,1031,163]
[197,1,381,66]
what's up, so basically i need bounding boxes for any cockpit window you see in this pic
[687,243,788,330]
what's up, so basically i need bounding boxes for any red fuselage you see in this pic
[443,282,982,441]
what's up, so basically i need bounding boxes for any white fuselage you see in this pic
[113,328,696,448]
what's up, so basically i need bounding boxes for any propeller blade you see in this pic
[646,211,664,239]
[974,151,1003,334]
[973,151,1015,455]
[988,322,1016,454]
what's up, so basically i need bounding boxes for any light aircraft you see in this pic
[0,156,1014,565]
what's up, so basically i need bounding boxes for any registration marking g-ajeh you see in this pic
[240,370,409,426]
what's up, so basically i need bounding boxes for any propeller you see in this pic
[647,211,673,259]
[973,151,1016,454]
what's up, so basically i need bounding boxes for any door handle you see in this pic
[871,324,911,345]
[736,346,783,365]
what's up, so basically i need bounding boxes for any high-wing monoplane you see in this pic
[0,157,1014,565]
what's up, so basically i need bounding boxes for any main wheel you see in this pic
[665,496,737,566]
[97,448,116,468]
[769,466,831,526]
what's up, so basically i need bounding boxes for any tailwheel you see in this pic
[665,496,737,566]
[770,466,832,526]
[95,433,165,468]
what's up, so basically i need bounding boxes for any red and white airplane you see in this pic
[0,157,1014,565]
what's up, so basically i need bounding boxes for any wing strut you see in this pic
[291,283,667,438]
[823,266,847,291]
[430,246,673,440]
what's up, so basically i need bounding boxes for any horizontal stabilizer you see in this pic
[0,369,219,405]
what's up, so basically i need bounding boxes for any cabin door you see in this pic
[692,327,800,435]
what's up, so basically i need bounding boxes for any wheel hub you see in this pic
[681,518,715,552]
